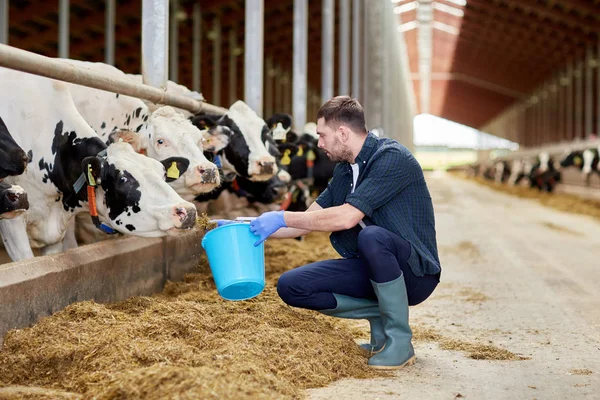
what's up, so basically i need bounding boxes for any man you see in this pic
[247,96,441,370]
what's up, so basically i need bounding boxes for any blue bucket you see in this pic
[201,222,265,301]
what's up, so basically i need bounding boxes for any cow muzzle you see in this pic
[0,184,29,219]
[248,156,278,181]
[171,204,197,229]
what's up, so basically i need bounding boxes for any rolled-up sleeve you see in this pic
[345,147,419,217]
[315,185,333,208]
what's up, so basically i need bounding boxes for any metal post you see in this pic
[192,3,201,92]
[585,45,593,139]
[566,60,573,140]
[245,0,264,116]
[169,0,179,82]
[284,73,292,114]
[575,59,583,139]
[265,57,274,117]
[339,0,350,95]
[1,0,9,45]
[293,0,308,130]
[212,15,221,106]
[540,87,546,145]
[105,0,115,65]
[558,70,565,142]
[321,0,334,103]
[142,0,169,88]
[597,41,600,138]
[275,66,283,112]
[229,28,238,105]
[351,0,361,100]
[58,0,69,58]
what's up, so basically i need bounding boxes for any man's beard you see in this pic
[325,139,353,163]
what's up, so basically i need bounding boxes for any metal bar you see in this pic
[192,3,201,92]
[321,0,334,103]
[558,71,565,142]
[598,40,600,138]
[0,44,227,114]
[293,0,308,130]
[566,60,573,140]
[1,0,9,45]
[169,0,179,82]
[229,28,237,105]
[105,0,115,65]
[264,57,273,117]
[575,59,583,139]
[245,0,264,116]
[585,45,593,139]
[339,0,350,95]
[284,73,292,114]
[142,0,168,88]
[58,0,69,58]
[351,0,360,99]
[275,66,283,112]
[212,15,222,106]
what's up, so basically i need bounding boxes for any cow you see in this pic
[0,117,30,219]
[60,60,222,200]
[0,68,197,261]
[529,151,561,192]
[493,160,511,184]
[508,158,533,186]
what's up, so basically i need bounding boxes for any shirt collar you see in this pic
[354,131,378,165]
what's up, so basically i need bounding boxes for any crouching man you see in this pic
[249,96,441,370]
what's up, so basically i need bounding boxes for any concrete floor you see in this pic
[308,171,600,400]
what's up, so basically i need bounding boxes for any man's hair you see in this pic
[316,96,368,134]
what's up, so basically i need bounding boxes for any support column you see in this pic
[245,0,264,116]
[169,0,179,82]
[558,71,565,142]
[212,15,221,106]
[275,66,283,112]
[142,0,168,88]
[192,3,201,92]
[338,0,350,95]
[566,60,573,140]
[293,0,308,130]
[0,0,7,45]
[351,0,361,100]
[58,0,69,58]
[264,57,274,117]
[229,28,238,105]
[321,0,334,103]
[105,0,115,65]
[585,45,593,139]
[575,59,583,139]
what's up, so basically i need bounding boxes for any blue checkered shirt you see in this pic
[316,132,441,277]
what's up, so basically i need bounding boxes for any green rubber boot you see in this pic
[367,276,416,369]
[319,294,386,353]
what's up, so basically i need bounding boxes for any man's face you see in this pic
[316,118,352,163]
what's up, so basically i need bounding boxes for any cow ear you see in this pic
[81,156,106,186]
[161,157,190,182]
[108,129,147,154]
[202,126,231,152]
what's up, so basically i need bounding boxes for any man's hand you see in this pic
[249,211,287,246]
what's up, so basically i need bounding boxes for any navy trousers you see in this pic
[277,226,440,310]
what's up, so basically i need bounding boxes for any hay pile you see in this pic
[0,233,382,400]
[465,175,600,221]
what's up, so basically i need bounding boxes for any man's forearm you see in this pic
[283,203,363,232]
[270,227,311,239]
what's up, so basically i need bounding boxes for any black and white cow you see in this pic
[559,148,600,186]
[493,160,511,184]
[62,60,222,201]
[529,151,561,192]
[508,158,534,186]
[0,68,197,261]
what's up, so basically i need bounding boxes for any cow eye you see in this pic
[120,176,128,184]
[157,139,165,145]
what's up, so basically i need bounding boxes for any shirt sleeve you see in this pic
[345,147,421,217]
[315,184,333,208]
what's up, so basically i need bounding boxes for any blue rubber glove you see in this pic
[212,219,235,227]
[249,211,287,247]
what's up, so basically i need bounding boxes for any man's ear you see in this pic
[339,125,350,142]
[108,129,148,154]
[202,126,231,153]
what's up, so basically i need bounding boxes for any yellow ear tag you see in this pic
[574,156,582,166]
[281,149,291,166]
[167,161,180,179]
[297,146,304,157]
[306,149,316,161]
[87,164,96,186]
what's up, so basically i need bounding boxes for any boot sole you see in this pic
[368,355,416,370]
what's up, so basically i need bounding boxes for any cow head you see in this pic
[0,117,29,180]
[193,101,278,182]
[81,141,197,237]
[265,113,293,142]
[109,106,221,198]
[559,149,584,169]
[0,181,28,219]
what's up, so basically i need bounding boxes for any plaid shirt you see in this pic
[316,132,441,277]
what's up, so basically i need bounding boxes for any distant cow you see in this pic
[530,152,561,192]
[0,68,197,261]
[508,159,533,186]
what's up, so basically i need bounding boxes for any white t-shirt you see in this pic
[350,163,367,229]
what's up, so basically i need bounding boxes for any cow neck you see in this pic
[72,149,118,235]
